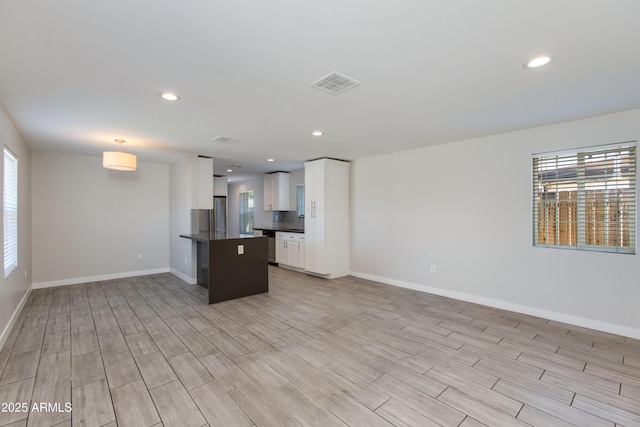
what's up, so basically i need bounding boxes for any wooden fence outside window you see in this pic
[536,190,633,249]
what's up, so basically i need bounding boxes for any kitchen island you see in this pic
[179,233,268,304]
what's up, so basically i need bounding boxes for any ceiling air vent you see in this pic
[311,71,360,95]
[211,136,236,144]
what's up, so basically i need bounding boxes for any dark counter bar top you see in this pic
[253,227,305,233]
[180,233,263,242]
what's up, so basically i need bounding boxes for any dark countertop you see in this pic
[180,233,264,242]
[254,227,305,233]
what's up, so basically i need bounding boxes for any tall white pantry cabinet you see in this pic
[304,158,350,279]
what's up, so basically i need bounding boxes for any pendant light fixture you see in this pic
[103,139,137,171]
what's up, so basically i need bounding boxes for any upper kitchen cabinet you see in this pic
[304,158,350,279]
[264,172,290,211]
[214,178,228,197]
[196,156,214,209]
[304,161,325,210]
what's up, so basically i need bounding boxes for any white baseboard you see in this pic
[350,270,640,340]
[32,268,171,289]
[3,268,191,348]
[0,286,33,350]
[170,269,196,285]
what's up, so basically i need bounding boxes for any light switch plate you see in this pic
[238,245,244,255]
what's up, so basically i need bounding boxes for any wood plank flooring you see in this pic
[1,267,639,426]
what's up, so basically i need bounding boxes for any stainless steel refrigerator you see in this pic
[213,196,227,239]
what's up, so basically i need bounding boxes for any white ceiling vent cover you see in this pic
[311,72,360,95]
[211,136,236,144]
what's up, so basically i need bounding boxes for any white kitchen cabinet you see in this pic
[264,172,290,211]
[213,178,228,197]
[275,232,305,268]
[298,239,305,269]
[197,157,214,209]
[304,158,349,279]
[276,237,287,264]
[304,208,326,274]
[289,238,302,267]
[304,161,326,210]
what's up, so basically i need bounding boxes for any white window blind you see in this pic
[533,142,636,254]
[4,147,18,277]
[239,191,254,235]
[296,184,305,218]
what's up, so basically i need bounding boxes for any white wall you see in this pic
[351,108,640,338]
[0,105,32,346]
[169,154,197,282]
[32,151,170,286]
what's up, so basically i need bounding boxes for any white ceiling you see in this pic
[1,0,639,181]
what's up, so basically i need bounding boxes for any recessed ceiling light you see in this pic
[524,55,554,69]
[160,92,179,101]
[267,158,275,162]
[226,169,233,172]
[227,179,231,182]
[311,131,324,136]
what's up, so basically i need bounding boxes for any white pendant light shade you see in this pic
[103,151,137,170]
[103,139,137,171]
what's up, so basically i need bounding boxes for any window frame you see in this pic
[532,142,636,254]
[239,190,254,236]
[296,184,305,218]
[4,146,18,277]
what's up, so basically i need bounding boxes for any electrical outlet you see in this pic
[138,253,144,260]
[238,245,244,255]
[184,256,188,264]
[24,270,27,279]
[430,264,437,274]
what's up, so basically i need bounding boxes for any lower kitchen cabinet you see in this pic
[275,232,305,269]
[276,238,287,264]
[290,239,305,268]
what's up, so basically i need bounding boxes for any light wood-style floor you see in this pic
[1,267,639,427]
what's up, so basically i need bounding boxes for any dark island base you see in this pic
[208,237,268,304]
[196,241,209,289]
[180,234,269,304]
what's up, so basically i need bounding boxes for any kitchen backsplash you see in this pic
[273,211,304,230]
[191,209,212,234]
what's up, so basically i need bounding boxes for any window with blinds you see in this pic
[239,190,254,235]
[4,147,18,277]
[296,184,305,218]
[533,142,636,254]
